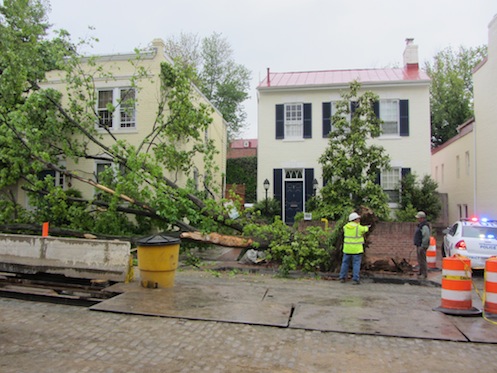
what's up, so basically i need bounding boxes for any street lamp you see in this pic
[263,178,270,214]
[313,178,318,196]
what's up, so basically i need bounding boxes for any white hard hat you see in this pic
[415,211,426,218]
[349,212,360,221]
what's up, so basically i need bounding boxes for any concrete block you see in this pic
[0,234,131,282]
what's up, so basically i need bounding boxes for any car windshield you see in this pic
[462,225,497,239]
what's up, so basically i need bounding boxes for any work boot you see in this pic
[339,278,345,283]
[352,280,360,285]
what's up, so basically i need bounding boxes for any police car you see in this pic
[442,217,497,269]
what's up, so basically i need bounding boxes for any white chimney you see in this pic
[403,38,419,69]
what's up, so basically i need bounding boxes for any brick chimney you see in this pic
[403,38,419,69]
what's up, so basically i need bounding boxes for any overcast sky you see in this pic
[47,0,496,138]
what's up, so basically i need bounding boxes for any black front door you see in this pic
[285,181,303,224]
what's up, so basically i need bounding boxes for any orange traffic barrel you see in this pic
[427,236,437,269]
[433,256,481,316]
[484,257,497,316]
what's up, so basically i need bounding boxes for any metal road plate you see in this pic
[289,297,467,341]
[448,316,497,343]
[90,283,292,327]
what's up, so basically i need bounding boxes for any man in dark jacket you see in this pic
[413,211,430,279]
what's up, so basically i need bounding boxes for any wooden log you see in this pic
[180,231,253,248]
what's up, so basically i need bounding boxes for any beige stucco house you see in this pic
[431,119,475,224]
[16,39,227,208]
[431,14,497,224]
[257,40,431,223]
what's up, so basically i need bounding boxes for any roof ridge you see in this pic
[270,67,407,74]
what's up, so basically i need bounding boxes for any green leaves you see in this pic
[0,1,232,235]
[396,173,441,222]
[317,81,390,220]
[164,32,251,140]
[425,45,487,147]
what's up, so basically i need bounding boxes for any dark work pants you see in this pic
[416,246,428,278]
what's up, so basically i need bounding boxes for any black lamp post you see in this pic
[313,178,318,196]
[263,178,270,214]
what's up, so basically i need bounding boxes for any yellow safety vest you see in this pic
[343,222,369,254]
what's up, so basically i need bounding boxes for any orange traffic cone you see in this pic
[433,256,481,316]
[427,236,437,269]
[42,222,49,237]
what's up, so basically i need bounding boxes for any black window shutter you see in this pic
[276,104,284,139]
[375,172,381,185]
[303,103,312,138]
[373,101,380,118]
[273,169,283,208]
[399,100,409,136]
[401,168,411,178]
[304,168,314,202]
[322,102,331,137]
[351,101,358,117]
[38,169,56,180]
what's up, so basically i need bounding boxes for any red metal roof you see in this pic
[258,67,430,89]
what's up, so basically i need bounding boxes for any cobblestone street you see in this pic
[1,271,497,372]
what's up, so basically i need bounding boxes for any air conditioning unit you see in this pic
[243,140,250,148]
[304,213,312,221]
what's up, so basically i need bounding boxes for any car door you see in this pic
[444,223,459,256]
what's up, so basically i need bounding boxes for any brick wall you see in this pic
[227,148,256,159]
[299,220,445,265]
[366,222,418,262]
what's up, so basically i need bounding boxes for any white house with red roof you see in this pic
[227,138,258,159]
[256,39,431,223]
[431,14,497,224]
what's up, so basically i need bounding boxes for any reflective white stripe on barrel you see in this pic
[427,237,436,268]
[485,257,497,314]
[439,257,473,310]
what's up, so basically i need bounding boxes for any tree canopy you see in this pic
[164,32,251,140]
[0,0,242,237]
[395,173,442,223]
[315,81,391,220]
[425,45,487,147]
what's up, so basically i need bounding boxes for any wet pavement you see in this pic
[92,266,496,343]
[1,262,497,372]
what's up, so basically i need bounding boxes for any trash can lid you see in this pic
[136,233,181,246]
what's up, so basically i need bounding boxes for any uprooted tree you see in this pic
[0,0,252,246]
[0,1,392,275]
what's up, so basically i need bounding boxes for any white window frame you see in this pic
[37,169,66,189]
[27,164,67,210]
[284,103,303,139]
[381,167,401,204]
[379,99,399,136]
[97,87,136,131]
[95,160,113,184]
[284,169,303,180]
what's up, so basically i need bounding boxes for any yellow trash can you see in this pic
[136,234,181,288]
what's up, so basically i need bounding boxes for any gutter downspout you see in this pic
[473,121,477,215]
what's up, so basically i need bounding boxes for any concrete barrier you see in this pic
[0,234,131,282]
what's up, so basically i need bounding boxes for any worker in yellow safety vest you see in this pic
[339,212,369,285]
